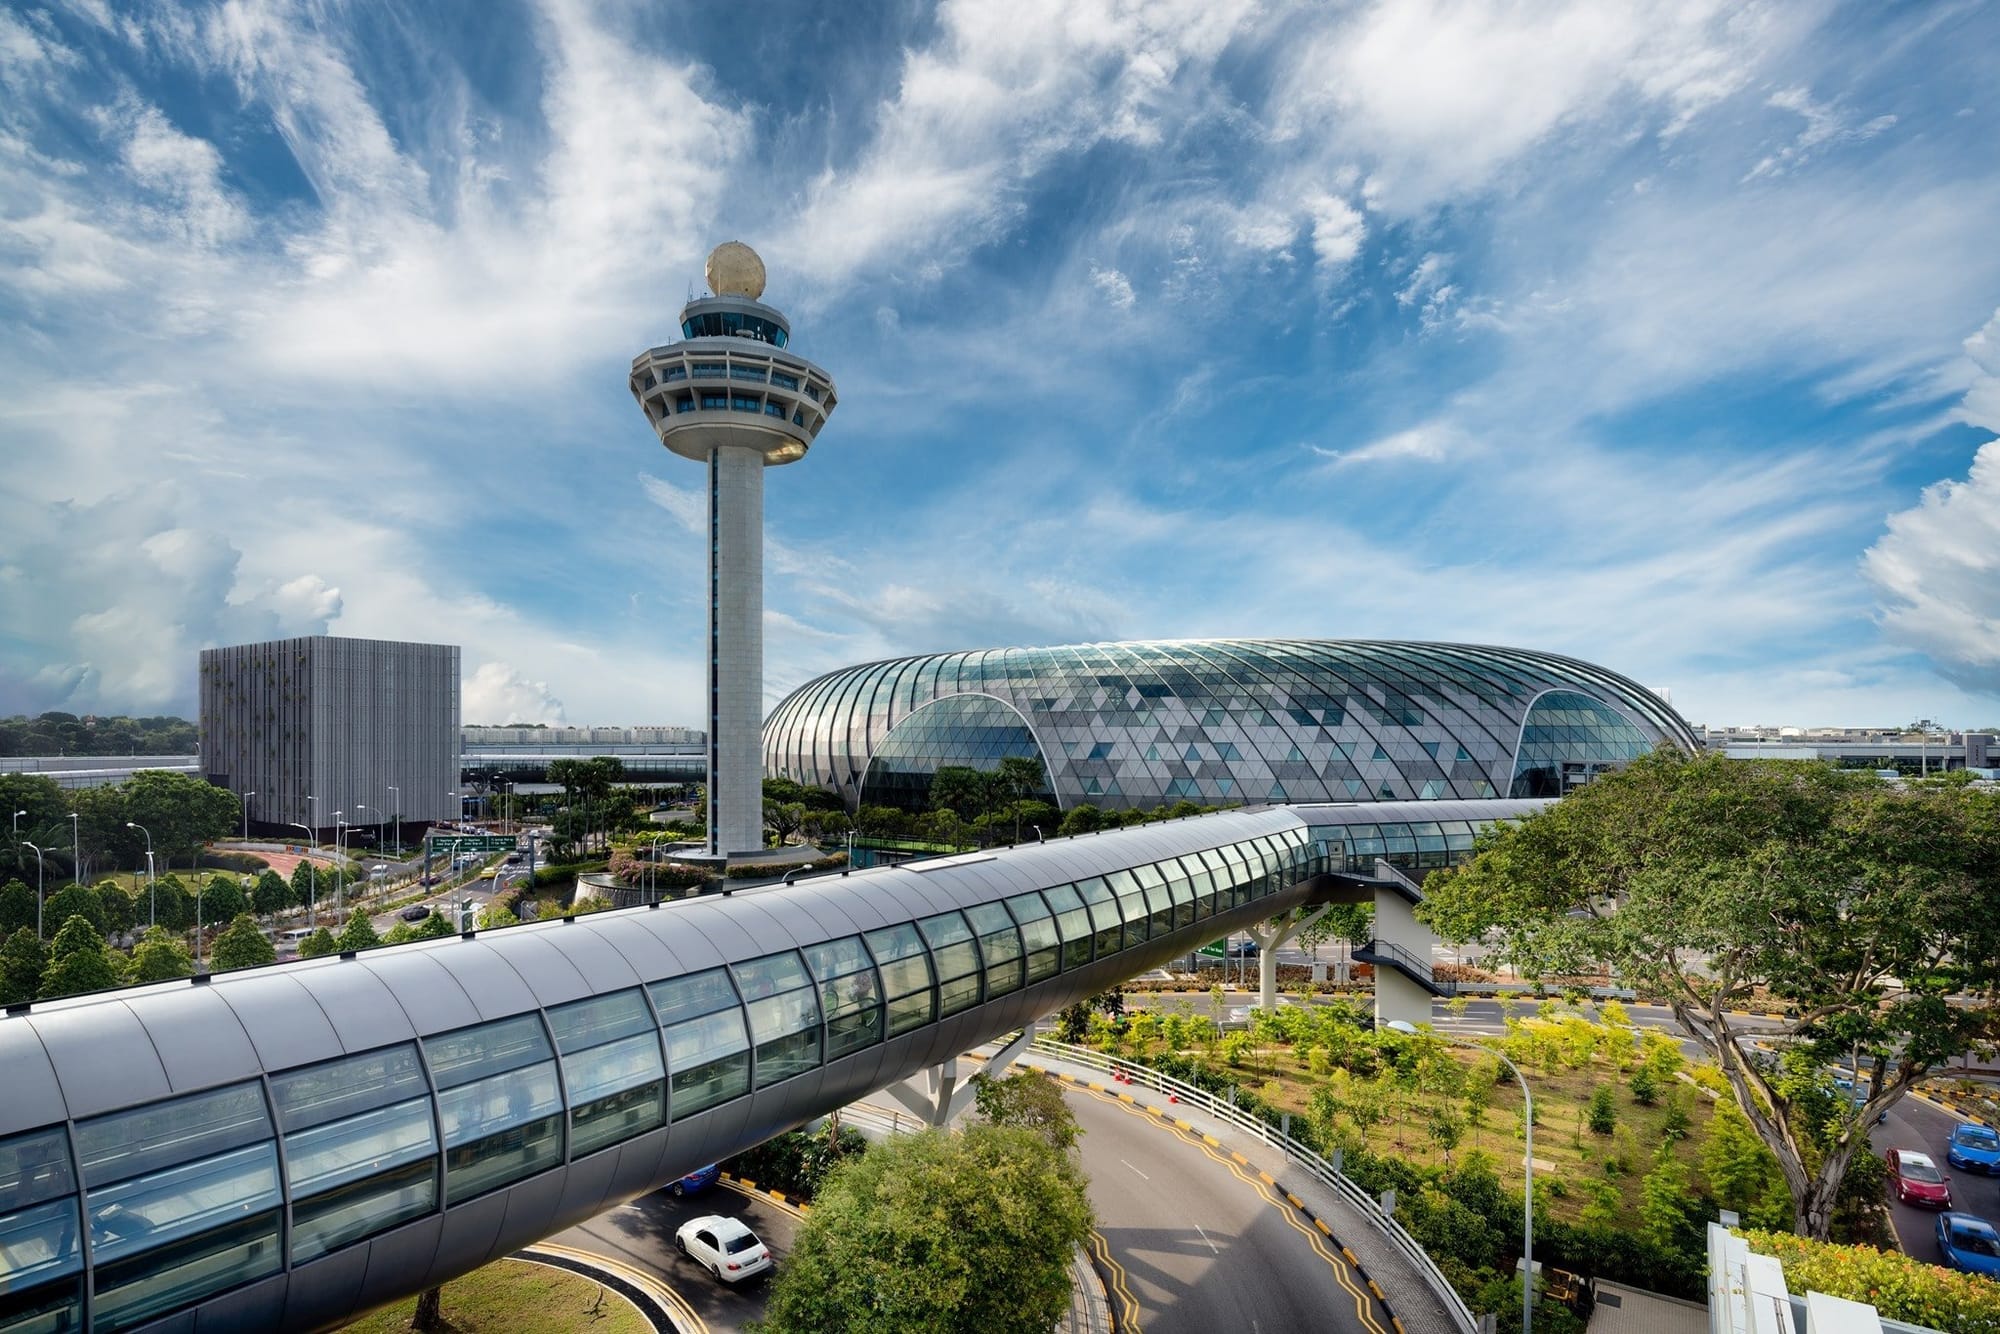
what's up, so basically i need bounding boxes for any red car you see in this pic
[1886,1149,1953,1209]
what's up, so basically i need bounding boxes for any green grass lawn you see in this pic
[340,1259,650,1333]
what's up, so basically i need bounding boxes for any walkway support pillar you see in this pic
[1250,906,1332,1011]
[883,1021,1040,1126]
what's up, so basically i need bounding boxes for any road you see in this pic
[1871,1090,2000,1260]
[556,1180,796,1333]
[1064,1080,1391,1334]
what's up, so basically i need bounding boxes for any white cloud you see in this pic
[641,474,706,536]
[463,661,567,725]
[1312,421,1462,468]
[1089,263,1135,310]
[1304,193,1366,272]
[1742,86,1896,181]
[1863,309,2000,695]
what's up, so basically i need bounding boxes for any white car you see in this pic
[674,1214,772,1283]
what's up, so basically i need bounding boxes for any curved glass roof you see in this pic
[765,638,1697,812]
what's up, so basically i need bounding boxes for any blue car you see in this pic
[1935,1212,2000,1279]
[1945,1123,2000,1175]
[669,1164,720,1197]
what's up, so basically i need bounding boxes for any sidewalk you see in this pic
[1017,1044,1473,1334]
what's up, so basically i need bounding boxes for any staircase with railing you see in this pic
[1353,936,1456,997]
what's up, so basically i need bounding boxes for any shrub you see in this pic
[1629,1065,1659,1106]
[1586,1085,1618,1135]
[1744,1230,2000,1333]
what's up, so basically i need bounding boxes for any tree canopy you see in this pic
[39,915,123,999]
[1418,749,2000,1239]
[129,926,195,983]
[758,1123,1093,1334]
[212,914,275,971]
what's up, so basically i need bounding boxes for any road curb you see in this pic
[717,1171,810,1217]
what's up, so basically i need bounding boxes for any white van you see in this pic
[279,927,315,943]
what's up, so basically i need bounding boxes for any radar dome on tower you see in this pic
[705,241,766,300]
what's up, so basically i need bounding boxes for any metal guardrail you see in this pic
[1027,1036,1480,1334]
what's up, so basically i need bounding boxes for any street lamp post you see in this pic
[67,812,79,887]
[195,877,204,973]
[126,822,156,928]
[1389,1019,1533,1334]
[242,792,256,842]
[648,832,668,904]
[334,814,347,921]
[20,842,44,939]
[289,823,317,928]
[387,786,401,858]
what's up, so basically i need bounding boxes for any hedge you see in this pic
[1743,1230,2000,1333]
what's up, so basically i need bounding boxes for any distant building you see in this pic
[200,636,459,838]
[1696,724,1996,773]
[461,724,703,746]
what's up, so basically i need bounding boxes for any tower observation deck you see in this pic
[630,243,838,856]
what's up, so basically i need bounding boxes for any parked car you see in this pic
[674,1215,772,1283]
[1945,1123,2000,1175]
[1226,939,1259,957]
[1934,1212,2000,1278]
[668,1163,720,1196]
[398,904,432,923]
[1885,1148,1953,1209]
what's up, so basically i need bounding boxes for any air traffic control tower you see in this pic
[630,243,838,858]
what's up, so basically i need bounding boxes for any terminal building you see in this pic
[764,638,1697,814]
[199,636,460,839]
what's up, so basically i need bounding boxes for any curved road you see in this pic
[1064,1081,1392,1334]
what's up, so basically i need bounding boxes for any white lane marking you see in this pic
[1194,1223,1219,1255]
[1121,1158,1151,1180]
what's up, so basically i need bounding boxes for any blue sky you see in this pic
[3,0,1998,731]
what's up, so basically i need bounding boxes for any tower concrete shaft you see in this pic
[707,445,764,856]
[629,243,837,860]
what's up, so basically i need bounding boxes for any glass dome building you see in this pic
[764,639,1697,813]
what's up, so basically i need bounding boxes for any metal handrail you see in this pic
[1027,1036,1480,1334]
[1356,937,1457,996]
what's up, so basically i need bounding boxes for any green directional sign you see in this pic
[428,835,516,855]
[1196,939,1228,959]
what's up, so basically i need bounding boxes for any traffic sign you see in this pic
[427,834,516,855]
[1196,939,1227,959]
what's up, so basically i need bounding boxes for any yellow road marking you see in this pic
[1089,1228,1145,1333]
[1071,1083,1389,1334]
[521,1241,710,1334]
[720,1177,806,1221]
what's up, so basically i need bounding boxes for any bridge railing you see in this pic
[1026,1035,1480,1334]
[1355,937,1457,997]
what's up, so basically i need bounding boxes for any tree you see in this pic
[972,1070,1082,1152]
[39,915,123,998]
[42,884,104,936]
[252,869,291,920]
[130,926,196,983]
[0,928,48,1005]
[212,914,276,971]
[335,912,380,952]
[95,882,135,937]
[1419,749,2000,1239]
[0,774,65,881]
[151,873,192,933]
[381,921,418,946]
[0,880,33,937]
[1057,803,1112,837]
[414,911,456,939]
[1586,1085,1618,1135]
[296,927,338,959]
[121,770,238,869]
[289,860,319,913]
[201,875,248,926]
[927,766,992,821]
[759,1124,1093,1334]
[1629,1064,1660,1106]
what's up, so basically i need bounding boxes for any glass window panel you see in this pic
[731,952,813,1001]
[547,990,657,1055]
[91,1205,280,1331]
[75,1084,271,1190]
[1007,895,1061,982]
[563,1031,667,1107]
[441,1109,562,1204]
[290,1155,434,1263]
[747,988,822,1088]
[802,935,873,982]
[885,990,933,1036]
[0,1195,82,1291]
[0,1127,74,1215]
[271,1046,430,1135]
[434,1063,563,1152]
[827,1000,883,1059]
[649,968,742,1026]
[284,1099,435,1200]
[665,1016,750,1116]
[424,1015,555,1091]
[88,1142,280,1266]
[916,912,975,950]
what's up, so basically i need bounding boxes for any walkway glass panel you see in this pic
[651,969,750,1117]
[802,937,881,1059]
[732,953,822,1088]
[270,1045,437,1262]
[0,1126,82,1333]
[548,991,667,1157]
[864,925,935,1037]
[426,1015,564,1203]
[917,913,982,1018]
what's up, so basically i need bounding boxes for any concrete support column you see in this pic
[1250,906,1331,1011]
[708,446,765,857]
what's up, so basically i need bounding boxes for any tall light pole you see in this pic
[387,786,401,858]
[289,823,317,928]
[20,842,44,939]
[126,822,156,928]
[334,813,347,921]
[67,812,79,886]
[1390,1020,1533,1334]
[241,792,256,842]
[648,832,669,904]
[305,794,319,842]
